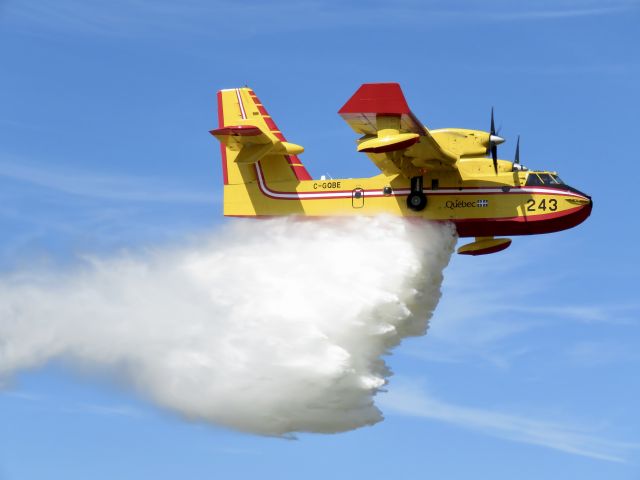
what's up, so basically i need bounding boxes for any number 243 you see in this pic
[526,199,557,212]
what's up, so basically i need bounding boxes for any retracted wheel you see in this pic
[407,192,427,211]
[407,176,427,211]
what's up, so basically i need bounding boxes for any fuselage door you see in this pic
[352,188,364,208]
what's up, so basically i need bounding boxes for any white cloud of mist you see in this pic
[0,216,455,435]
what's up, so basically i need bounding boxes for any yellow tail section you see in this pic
[213,88,312,187]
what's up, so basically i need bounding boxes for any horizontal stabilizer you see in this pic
[211,125,264,138]
[210,125,271,146]
[210,124,304,165]
[457,237,512,256]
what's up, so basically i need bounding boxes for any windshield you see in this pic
[526,173,564,186]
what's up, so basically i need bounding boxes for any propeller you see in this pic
[514,135,520,165]
[487,107,505,174]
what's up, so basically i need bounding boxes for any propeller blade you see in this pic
[487,107,501,175]
[492,144,498,174]
[515,135,520,164]
[490,107,496,136]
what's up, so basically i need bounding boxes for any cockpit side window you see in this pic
[526,174,544,186]
[527,173,564,186]
[537,173,554,185]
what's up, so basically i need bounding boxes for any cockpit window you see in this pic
[526,174,544,186]
[537,174,555,185]
[526,173,564,186]
[551,174,564,184]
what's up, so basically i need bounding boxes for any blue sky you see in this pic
[1,0,639,478]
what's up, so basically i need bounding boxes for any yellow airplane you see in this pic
[211,83,592,255]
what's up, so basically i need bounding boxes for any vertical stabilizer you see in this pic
[214,88,312,186]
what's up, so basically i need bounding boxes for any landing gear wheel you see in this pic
[407,176,427,212]
[407,192,427,211]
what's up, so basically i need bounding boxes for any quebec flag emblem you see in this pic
[477,199,488,207]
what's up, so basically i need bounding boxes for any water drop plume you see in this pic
[0,216,456,435]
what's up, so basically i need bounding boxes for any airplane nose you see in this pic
[489,135,505,145]
[564,185,591,204]
[581,193,593,217]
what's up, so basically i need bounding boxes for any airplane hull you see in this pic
[223,163,592,238]
[452,201,592,237]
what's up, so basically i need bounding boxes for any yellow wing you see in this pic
[338,83,458,178]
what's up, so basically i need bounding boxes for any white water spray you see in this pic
[0,216,455,435]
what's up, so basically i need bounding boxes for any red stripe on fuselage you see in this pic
[254,163,585,200]
[251,162,592,237]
